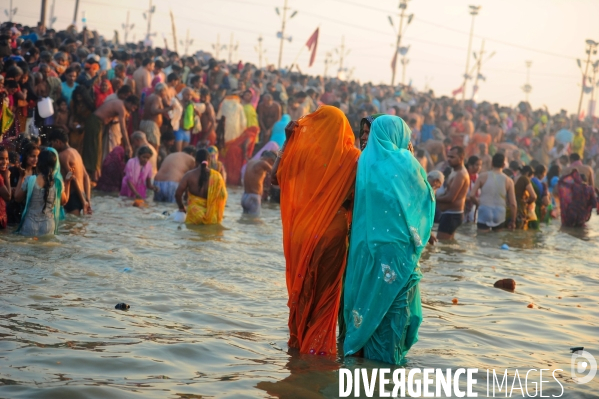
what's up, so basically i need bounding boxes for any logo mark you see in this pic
[571,348,597,384]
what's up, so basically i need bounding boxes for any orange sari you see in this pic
[221,126,259,186]
[466,132,492,157]
[277,106,360,356]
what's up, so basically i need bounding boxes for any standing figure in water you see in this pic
[435,146,469,240]
[242,151,276,216]
[343,115,435,365]
[176,149,227,225]
[272,106,360,356]
[15,148,74,236]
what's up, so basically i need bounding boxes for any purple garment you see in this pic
[120,157,153,198]
[97,147,125,192]
[241,141,280,182]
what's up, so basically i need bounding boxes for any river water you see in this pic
[1,188,598,398]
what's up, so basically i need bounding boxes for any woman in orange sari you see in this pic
[221,126,259,186]
[465,132,492,158]
[272,106,360,356]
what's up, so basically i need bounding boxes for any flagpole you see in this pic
[288,25,320,73]
[288,46,305,72]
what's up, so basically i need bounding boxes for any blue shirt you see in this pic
[420,124,436,143]
[61,81,78,105]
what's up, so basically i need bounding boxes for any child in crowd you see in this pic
[53,98,69,134]
[120,146,158,199]
[175,88,202,152]
[15,148,73,236]
[7,143,40,225]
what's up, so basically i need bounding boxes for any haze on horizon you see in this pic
[8,0,599,115]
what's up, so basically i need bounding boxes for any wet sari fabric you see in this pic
[185,169,227,225]
[557,169,597,227]
[277,106,360,355]
[343,115,435,365]
[222,126,259,186]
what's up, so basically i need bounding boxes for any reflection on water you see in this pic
[1,187,598,398]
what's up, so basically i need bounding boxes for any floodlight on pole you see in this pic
[389,0,412,87]
[276,0,298,69]
[4,0,17,21]
[577,39,598,119]
[461,5,481,102]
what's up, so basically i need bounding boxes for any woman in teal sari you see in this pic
[270,114,291,148]
[343,115,435,365]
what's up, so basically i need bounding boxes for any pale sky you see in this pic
[9,0,599,115]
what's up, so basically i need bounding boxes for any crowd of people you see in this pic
[1,20,598,365]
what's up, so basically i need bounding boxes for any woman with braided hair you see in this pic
[175,148,228,225]
[15,148,73,236]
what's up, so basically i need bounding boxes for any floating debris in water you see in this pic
[500,244,510,250]
[494,279,516,291]
[452,298,459,305]
[123,267,132,272]
[115,303,130,310]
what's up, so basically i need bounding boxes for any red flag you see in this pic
[305,28,319,67]
[452,86,464,97]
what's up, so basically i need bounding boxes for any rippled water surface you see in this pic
[1,188,598,398]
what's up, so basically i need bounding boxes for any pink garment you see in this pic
[250,87,260,109]
[240,140,279,182]
[120,157,154,198]
[142,76,161,99]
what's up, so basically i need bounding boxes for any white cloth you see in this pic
[217,97,247,142]
[169,97,183,131]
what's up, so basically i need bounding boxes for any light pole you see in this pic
[577,39,598,119]
[40,0,48,31]
[255,36,267,69]
[522,60,532,103]
[4,0,17,22]
[142,0,156,41]
[399,45,410,85]
[122,10,135,44]
[588,60,599,118]
[72,0,79,26]
[226,33,238,64]
[461,5,481,101]
[169,10,178,53]
[48,0,57,29]
[389,0,413,87]
[211,34,226,60]
[180,29,193,56]
[275,0,298,70]
[335,36,351,78]
[324,51,336,77]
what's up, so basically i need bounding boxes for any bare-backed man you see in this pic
[242,151,276,216]
[48,127,92,215]
[154,147,197,203]
[435,146,470,240]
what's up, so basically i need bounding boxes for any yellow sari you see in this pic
[572,128,585,158]
[185,169,228,225]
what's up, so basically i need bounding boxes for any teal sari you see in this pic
[342,115,435,365]
[271,114,291,148]
[16,148,65,235]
